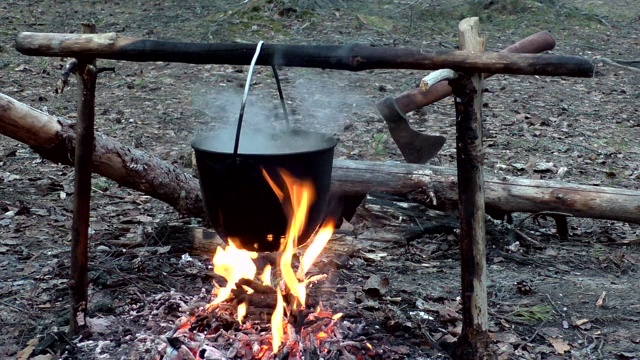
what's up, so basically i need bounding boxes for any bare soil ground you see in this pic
[1,0,639,359]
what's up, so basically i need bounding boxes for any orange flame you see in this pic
[210,168,336,355]
[271,288,285,352]
[299,220,335,278]
[263,169,316,308]
[237,302,248,323]
[259,264,272,286]
[207,239,257,317]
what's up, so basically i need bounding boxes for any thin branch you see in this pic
[611,59,640,65]
[595,56,640,73]
[56,59,78,94]
[516,211,573,228]
[513,228,543,248]
[594,16,611,29]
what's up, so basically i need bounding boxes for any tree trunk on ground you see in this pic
[1,92,639,224]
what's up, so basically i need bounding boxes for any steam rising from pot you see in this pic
[192,128,336,155]
[191,67,371,149]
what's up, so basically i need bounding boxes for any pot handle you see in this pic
[233,41,291,156]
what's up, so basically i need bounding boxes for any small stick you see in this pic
[595,56,640,73]
[56,59,78,94]
[512,228,543,248]
[545,293,565,317]
[516,211,573,238]
[516,319,546,352]
[236,278,277,295]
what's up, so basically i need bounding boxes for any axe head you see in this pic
[377,96,446,164]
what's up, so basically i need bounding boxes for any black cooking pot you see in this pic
[192,128,337,252]
[191,41,337,252]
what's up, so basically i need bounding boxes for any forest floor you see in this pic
[0,0,639,359]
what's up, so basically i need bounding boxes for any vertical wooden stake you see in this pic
[69,22,98,337]
[450,17,491,359]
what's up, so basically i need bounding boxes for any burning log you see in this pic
[177,198,360,359]
[1,92,640,224]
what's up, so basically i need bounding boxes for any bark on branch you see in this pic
[1,92,639,224]
[451,17,489,360]
[14,32,594,77]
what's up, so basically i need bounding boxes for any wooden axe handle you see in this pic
[394,31,556,114]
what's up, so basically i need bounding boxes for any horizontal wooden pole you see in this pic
[15,32,594,77]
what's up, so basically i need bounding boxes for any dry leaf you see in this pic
[596,291,607,307]
[32,355,53,360]
[575,318,589,326]
[17,338,38,360]
[575,318,592,330]
[549,338,571,354]
[137,214,153,222]
[493,332,520,343]
[14,64,32,72]
[360,252,388,261]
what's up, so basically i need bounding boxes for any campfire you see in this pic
[161,169,376,360]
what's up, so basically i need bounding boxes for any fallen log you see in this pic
[0,92,205,218]
[1,92,639,224]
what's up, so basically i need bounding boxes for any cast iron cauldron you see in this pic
[192,41,337,252]
[192,128,337,252]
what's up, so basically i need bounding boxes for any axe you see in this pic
[378,31,557,164]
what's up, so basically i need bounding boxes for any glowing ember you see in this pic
[208,168,336,355]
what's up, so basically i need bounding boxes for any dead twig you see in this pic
[56,59,78,94]
[516,211,572,239]
[595,56,640,73]
[516,211,573,228]
[512,228,543,248]
[516,319,546,352]
[594,16,611,28]
[611,58,640,65]
[544,293,565,317]
[608,238,640,246]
